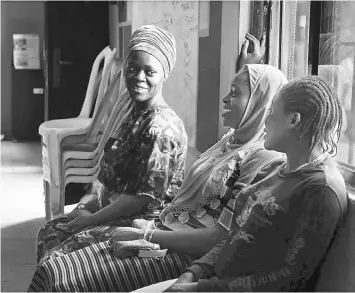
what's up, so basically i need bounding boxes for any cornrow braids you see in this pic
[279,76,343,156]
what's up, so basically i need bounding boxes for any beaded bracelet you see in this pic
[148,229,158,243]
[75,203,85,216]
[143,229,151,241]
[77,202,85,210]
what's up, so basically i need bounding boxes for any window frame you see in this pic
[117,1,132,58]
[271,0,355,168]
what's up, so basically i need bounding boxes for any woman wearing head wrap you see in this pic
[33,25,187,265]
[28,37,288,292]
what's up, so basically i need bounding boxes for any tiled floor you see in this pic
[1,141,46,292]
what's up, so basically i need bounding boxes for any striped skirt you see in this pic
[28,241,195,292]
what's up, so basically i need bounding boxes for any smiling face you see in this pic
[222,71,251,128]
[125,51,165,106]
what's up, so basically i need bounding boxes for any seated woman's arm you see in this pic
[167,185,344,292]
[153,156,285,257]
[68,129,186,232]
[163,234,230,292]
[150,224,227,257]
[90,193,153,226]
[110,150,284,254]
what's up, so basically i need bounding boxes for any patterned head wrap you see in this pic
[126,25,177,79]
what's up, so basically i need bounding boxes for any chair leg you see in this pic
[43,179,51,221]
[44,179,62,221]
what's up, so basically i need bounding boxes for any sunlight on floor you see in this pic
[1,141,45,292]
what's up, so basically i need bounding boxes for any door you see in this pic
[46,1,109,204]
[11,69,44,141]
[46,1,109,120]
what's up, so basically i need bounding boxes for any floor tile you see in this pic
[1,166,43,173]
[1,264,36,282]
[31,237,38,255]
[0,207,45,223]
[25,217,46,239]
[1,280,31,292]
[0,171,45,222]
[1,141,42,169]
[0,142,43,289]
[1,221,31,239]
[1,239,36,266]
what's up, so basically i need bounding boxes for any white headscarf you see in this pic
[160,64,288,228]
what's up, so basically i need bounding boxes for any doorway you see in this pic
[45,1,109,204]
[45,1,109,120]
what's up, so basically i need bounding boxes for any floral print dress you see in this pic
[188,158,348,291]
[36,105,187,265]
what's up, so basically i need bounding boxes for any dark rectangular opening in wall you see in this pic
[118,1,127,23]
[309,1,321,75]
[196,1,222,153]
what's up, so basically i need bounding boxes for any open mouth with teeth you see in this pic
[130,84,148,91]
[223,108,232,116]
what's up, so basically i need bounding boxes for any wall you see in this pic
[109,2,120,57]
[218,1,251,138]
[196,1,222,153]
[131,1,199,148]
[130,1,200,170]
[1,1,45,137]
[109,1,253,170]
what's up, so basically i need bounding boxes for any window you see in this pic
[117,1,132,58]
[198,1,210,38]
[276,0,355,166]
[314,1,355,166]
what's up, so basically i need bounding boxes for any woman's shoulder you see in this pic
[153,105,183,121]
[300,158,348,216]
[243,147,285,169]
[303,158,345,188]
[146,106,187,141]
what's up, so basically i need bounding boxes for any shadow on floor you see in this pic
[1,217,46,292]
[1,140,42,168]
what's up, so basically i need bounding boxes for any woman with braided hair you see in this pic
[141,76,348,292]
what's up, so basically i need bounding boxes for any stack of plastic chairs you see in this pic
[40,47,133,220]
[58,72,134,219]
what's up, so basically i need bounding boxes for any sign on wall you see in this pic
[132,1,199,147]
[13,34,40,70]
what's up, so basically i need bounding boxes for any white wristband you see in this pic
[143,229,151,241]
[77,202,85,210]
[148,229,158,243]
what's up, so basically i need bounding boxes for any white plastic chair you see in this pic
[63,90,132,174]
[40,47,116,187]
[45,66,134,220]
[57,89,133,218]
[63,93,132,177]
[60,91,134,211]
[41,47,117,220]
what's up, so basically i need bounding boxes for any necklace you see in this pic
[282,152,328,174]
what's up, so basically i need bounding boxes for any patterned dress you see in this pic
[28,148,284,292]
[36,105,187,265]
